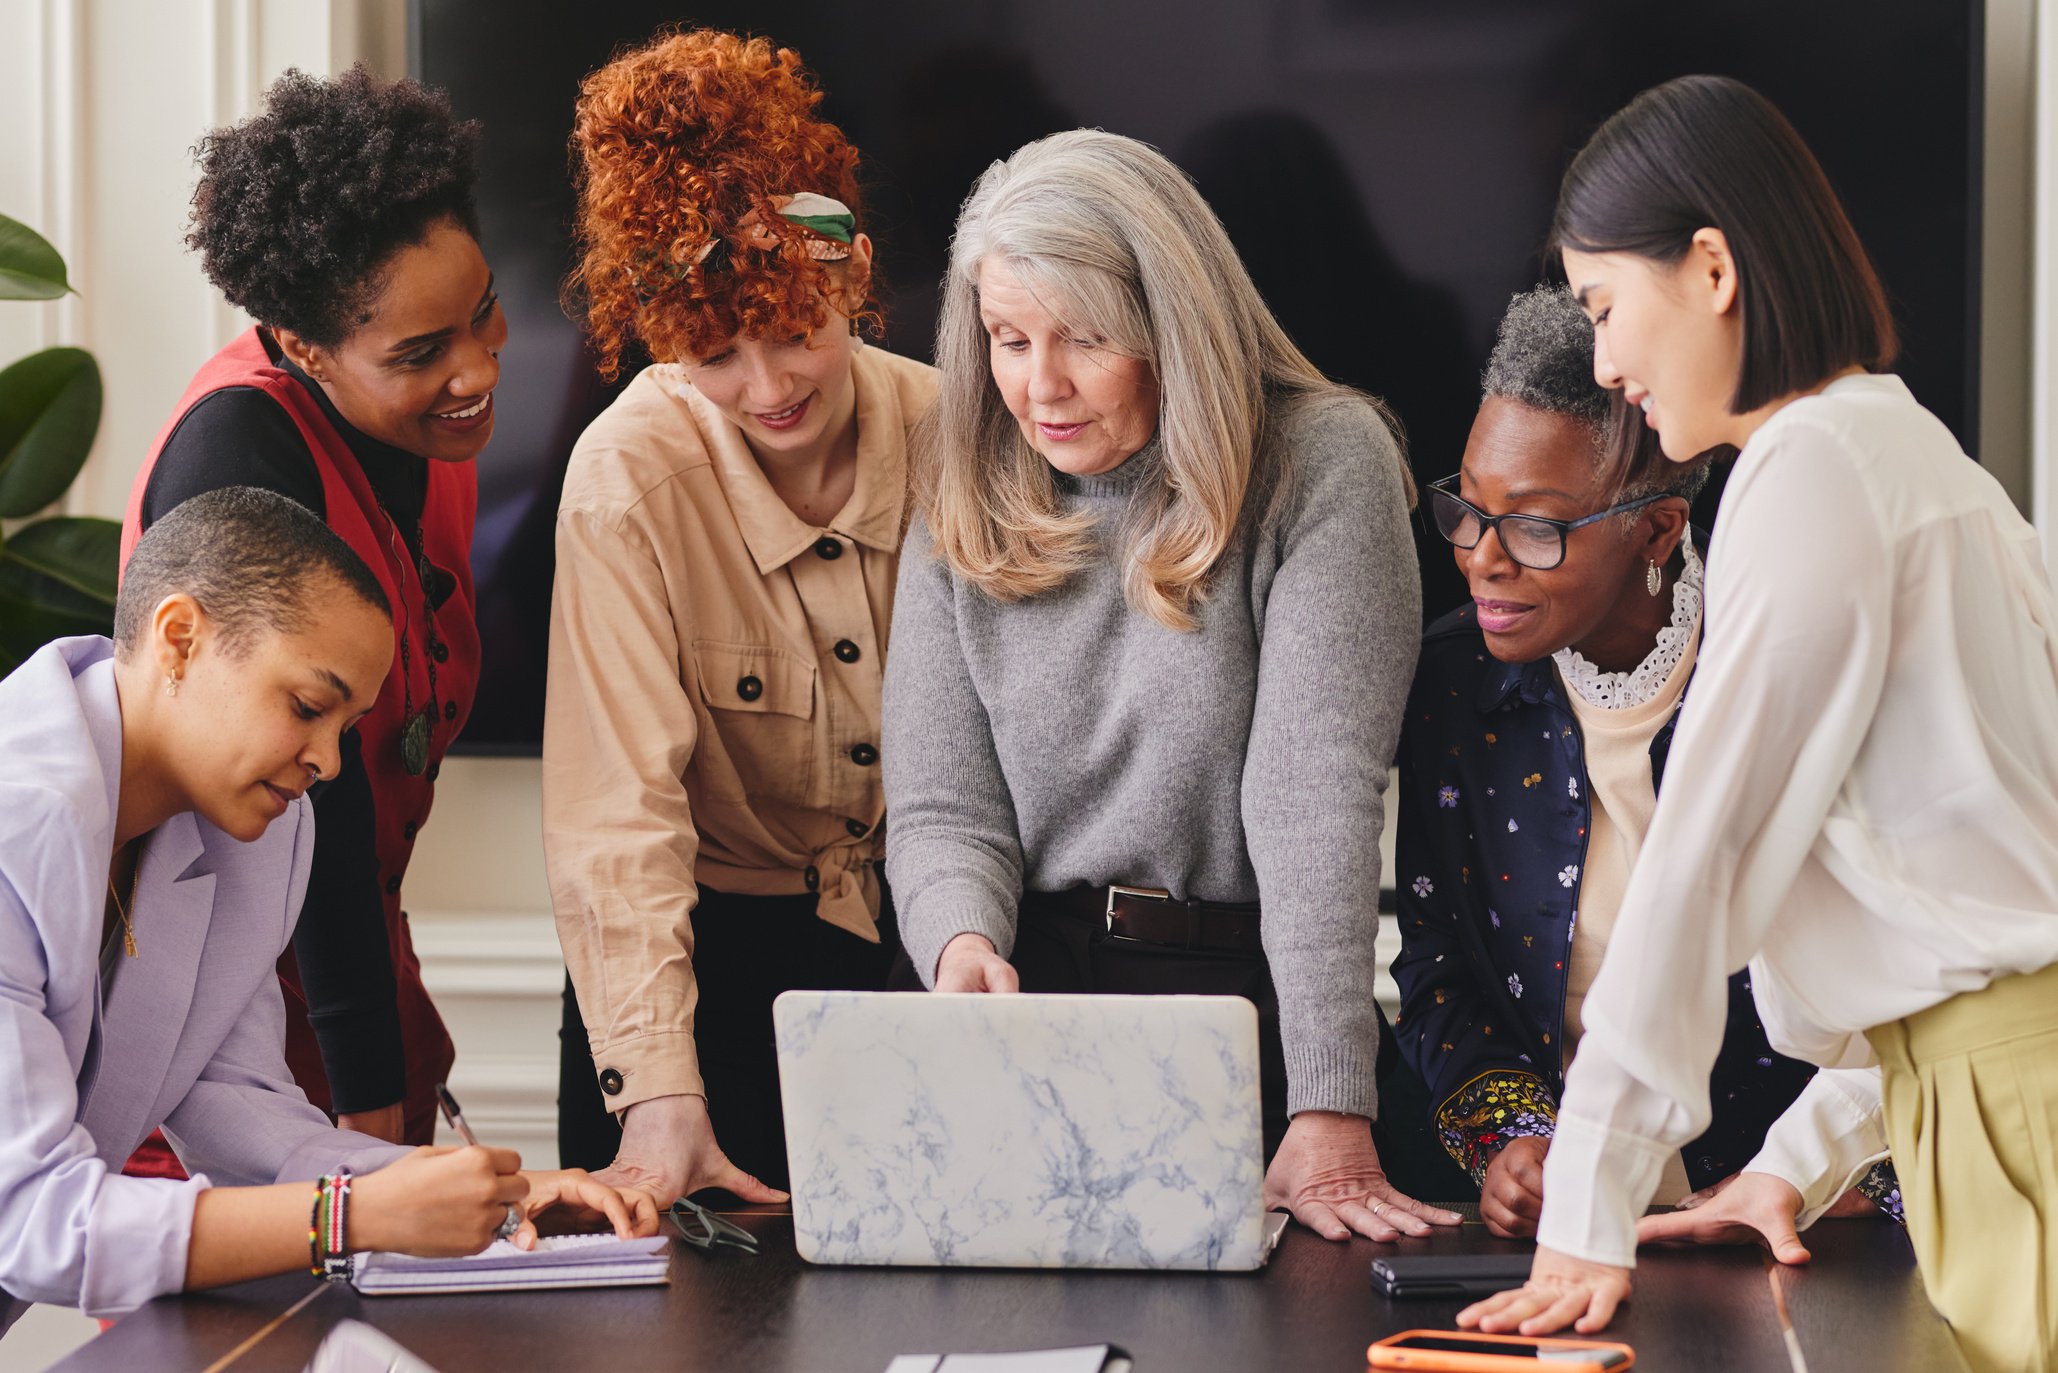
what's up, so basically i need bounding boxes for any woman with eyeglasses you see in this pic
[1393,285,1896,1243]
[1453,79,2058,1371]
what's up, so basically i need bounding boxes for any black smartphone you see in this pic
[1370,1252,1538,1299]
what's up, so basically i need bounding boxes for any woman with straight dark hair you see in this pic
[1458,76,2058,1372]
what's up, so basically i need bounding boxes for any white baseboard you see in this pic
[409,909,565,1170]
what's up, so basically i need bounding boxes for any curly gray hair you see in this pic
[1481,284,1609,429]
[1481,284,1708,506]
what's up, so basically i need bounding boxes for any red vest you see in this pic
[119,328,476,1149]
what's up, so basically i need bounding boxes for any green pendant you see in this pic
[402,709,432,776]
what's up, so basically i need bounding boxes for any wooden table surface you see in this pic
[50,1208,1966,1372]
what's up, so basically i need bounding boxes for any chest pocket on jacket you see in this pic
[693,640,817,810]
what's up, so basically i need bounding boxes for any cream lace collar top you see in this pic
[1552,535,1704,711]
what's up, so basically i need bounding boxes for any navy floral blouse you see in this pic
[1392,602,1901,1220]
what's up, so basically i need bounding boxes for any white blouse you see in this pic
[1537,373,2058,1268]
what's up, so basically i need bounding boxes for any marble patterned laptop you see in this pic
[774,990,1281,1270]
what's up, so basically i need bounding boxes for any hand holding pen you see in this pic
[436,1082,528,1244]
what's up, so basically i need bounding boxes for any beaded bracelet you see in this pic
[321,1167,355,1282]
[307,1175,330,1277]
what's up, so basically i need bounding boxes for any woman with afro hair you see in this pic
[543,28,935,1203]
[120,66,504,1163]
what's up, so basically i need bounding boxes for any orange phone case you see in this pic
[1367,1329,1637,1371]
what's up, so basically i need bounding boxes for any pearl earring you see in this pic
[163,674,181,697]
[1646,561,1663,596]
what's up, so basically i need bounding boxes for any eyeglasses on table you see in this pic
[669,1196,762,1255]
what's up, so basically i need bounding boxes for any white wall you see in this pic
[2,0,403,511]
[2039,0,2058,563]
[1988,0,2038,511]
[402,756,564,1165]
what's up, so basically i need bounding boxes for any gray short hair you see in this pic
[1482,285,1608,430]
[1481,284,1709,508]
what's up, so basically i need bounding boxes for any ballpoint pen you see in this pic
[435,1082,524,1240]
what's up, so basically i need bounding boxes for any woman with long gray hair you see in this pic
[882,129,1459,1241]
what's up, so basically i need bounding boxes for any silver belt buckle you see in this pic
[1105,884,1172,934]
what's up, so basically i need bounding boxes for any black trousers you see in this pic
[557,882,900,1189]
[892,892,1475,1201]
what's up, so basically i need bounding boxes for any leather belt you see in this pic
[1026,884,1265,957]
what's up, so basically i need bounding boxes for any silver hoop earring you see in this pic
[1646,561,1663,596]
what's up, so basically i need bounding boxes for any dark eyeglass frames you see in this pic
[1427,474,1667,572]
[668,1197,762,1255]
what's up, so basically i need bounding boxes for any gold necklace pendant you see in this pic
[107,872,137,958]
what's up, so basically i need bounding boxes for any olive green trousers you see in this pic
[1871,960,2058,1373]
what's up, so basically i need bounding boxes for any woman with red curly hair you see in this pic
[543,29,935,1204]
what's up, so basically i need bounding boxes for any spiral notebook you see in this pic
[886,1349,1133,1373]
[349,1233,671,1295]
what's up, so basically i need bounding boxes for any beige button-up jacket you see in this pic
[543,344,936,1109]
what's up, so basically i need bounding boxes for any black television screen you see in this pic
[415,0,1980,752]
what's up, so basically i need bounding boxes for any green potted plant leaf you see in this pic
[0,210,116,674]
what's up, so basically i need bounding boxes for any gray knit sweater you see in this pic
[881,390,1421,1118]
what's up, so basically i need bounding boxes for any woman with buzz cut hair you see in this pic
[1,488,653,1335]
[883,128,1457,1244]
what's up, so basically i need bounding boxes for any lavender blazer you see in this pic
[0,637,408,1329]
